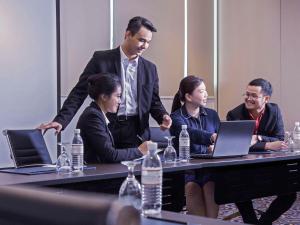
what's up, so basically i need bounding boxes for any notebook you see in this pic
[191,120,255,159]
[0,165,96,175]
[0,166,56,175]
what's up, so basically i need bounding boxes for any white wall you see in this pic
[0,0,57,167]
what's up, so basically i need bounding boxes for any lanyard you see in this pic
[249,109,265,134]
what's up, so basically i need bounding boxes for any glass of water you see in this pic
[163,136,177,163]
[284,131,295,152]
[119,161,141,210]
[56,143,72,174]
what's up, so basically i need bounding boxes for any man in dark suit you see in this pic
[40,16,171,148]
[226,78,296,225]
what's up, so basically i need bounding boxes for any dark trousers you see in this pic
[236,193,296,225]
[108,116,141,148]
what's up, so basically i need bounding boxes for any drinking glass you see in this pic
[56,143,72,173]
[284,131,295,152]
[163,136,177,163]
[119,161,141,210]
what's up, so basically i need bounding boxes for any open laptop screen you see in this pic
[212,120,255,157]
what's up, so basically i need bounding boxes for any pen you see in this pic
[136,134,144,142]
[143,215,187,225]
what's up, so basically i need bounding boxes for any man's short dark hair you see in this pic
[248,78,273,96]
[126,16,157,36]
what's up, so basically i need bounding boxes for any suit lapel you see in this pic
[242,104,251,120]
[258,104,269,132]
[113,47,121,80]
[112,47,122,116]
[107,126,115,147]
[92,101,116,147]
[137,58,144,119]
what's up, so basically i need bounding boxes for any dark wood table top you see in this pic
[143,210,244,225]
[0,151,299,187]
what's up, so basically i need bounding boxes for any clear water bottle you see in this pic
[293,122,300,150]
[141,142,162,215]
[71,129,84,171]
[179,124,190,162]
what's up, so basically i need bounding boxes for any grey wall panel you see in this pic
[60,0,110,143]
[114,0,185,97]
[188,0,214,95]
[60,0,110,96]
[281,0,300,130]
[0,0,57,166]
[218,0,281,119]
[218,0,300,130]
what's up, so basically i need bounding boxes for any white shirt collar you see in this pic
[100,108,110,125]
[120,46,139,64]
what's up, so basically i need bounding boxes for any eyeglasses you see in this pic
[242,93,264,100]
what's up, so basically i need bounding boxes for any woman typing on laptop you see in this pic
[170,76,220,218]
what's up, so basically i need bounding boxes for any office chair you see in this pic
[2,129,52,167]
[150,127,171,149]
[0,185,140,225]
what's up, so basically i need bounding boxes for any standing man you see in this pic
[40,16,171,148]
[226,78,296,225]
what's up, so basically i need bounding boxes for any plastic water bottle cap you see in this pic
[74,129,81,134]
[181,125,187,129]
[147,142,157,152]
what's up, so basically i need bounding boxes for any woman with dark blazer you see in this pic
[170,76,220,218]
[77,73,149,163]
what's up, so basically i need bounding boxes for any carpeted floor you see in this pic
[218,193,300,224]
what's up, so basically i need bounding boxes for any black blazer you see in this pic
[54,47,167,140]
[76,102,143,163]
[226,103,285,150]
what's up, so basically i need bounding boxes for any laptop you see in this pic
[191,120,255,159]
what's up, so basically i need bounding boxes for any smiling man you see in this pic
[227,78,287,151]
[226,78,296,225]
[40,16,171,148]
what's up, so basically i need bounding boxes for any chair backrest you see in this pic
[150,127,171,149]
[0,185,140,225]
[2,129,52,167]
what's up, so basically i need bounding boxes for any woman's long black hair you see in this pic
[87,73,121,100]
[171,75,204,113]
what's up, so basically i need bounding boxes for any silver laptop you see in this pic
[191,120,255,158]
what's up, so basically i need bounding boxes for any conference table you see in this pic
[142,211,243,225]
[0,151,299,212]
